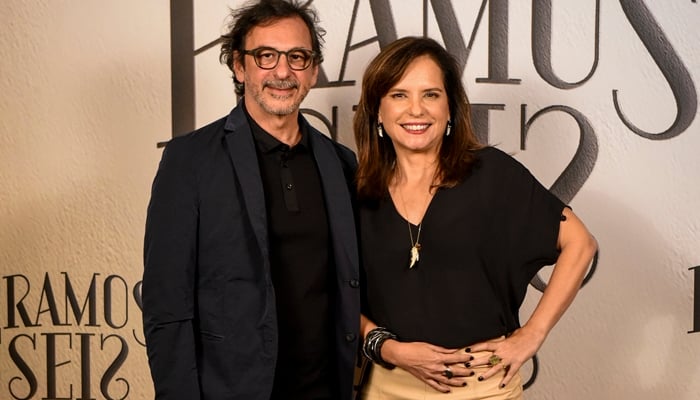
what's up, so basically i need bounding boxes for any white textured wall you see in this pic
[0,1,170,399]
[1,1,698,399]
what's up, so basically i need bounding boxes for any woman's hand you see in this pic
[381,340,475,392]
[465,327,545,388]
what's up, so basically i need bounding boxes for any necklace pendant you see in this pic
[409,244,420,269]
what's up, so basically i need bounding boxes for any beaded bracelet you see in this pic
[362,327,398,369]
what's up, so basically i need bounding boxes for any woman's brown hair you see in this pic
[354,37,483,201]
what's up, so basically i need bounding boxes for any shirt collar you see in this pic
[243,100,309,154]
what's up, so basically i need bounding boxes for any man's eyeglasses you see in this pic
[243,47,317,71]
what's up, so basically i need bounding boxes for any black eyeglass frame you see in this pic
[242,47,317,71]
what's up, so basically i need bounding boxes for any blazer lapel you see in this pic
[309,131,358,276]
[222,106,269,260]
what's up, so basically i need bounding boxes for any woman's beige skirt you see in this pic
[360,357,523,400]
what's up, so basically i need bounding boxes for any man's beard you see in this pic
[251,78,309,116]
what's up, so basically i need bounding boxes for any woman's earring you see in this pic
[446,120,453,136]
[377,123,384,138]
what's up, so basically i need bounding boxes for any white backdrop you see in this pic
[1,1,698,399]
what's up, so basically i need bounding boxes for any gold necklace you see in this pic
[407,222,422,269]
[396,185,432,269]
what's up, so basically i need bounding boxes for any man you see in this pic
[142,1,360,399]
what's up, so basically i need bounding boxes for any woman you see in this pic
[354,37,597,399]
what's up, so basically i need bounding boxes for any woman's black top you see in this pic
[360,146,566,348]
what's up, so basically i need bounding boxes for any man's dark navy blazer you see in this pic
[142,103,360,400]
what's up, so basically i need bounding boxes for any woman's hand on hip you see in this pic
[465,328,545,389]
[381,340,475,392]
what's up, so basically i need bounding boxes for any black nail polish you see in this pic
[469,371,475,377]
[462,382,467,387]
[500,384,506,389]
[465,348,471,353]
[469,355,474,361]
[465,362,471,368]
[478,376,484,382]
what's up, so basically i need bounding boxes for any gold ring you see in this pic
[489,354,502,366]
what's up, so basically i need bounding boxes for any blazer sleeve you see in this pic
[142,138,201,399]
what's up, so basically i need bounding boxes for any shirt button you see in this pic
[349,279,360,288]
[286,184,293,190]
[345,333,356,342]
